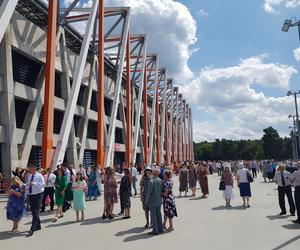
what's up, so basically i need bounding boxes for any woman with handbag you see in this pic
[222,165,234,208]
[236,162,252,208]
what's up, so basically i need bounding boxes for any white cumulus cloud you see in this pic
[293,47,300,61]
[181,55,297,141]
[104,0,197,80]
[264,0,300,13]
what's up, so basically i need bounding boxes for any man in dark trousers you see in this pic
[274,165,295,216]
[145,166,164,235]
[26,164,45,237]
[291,162,300,224]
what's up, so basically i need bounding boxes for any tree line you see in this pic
[193,126,292,161]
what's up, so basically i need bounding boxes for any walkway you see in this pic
[0,174,299,250]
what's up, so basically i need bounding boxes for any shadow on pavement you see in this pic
[0,230,28,240]
[123,232,154,242]
[282,223,300,230]
[272,235,300,250]
[175,195,194,199]
[24,218,54,225]
[211,205,246,211]
[45,220,74,228]
[189,196,204,201]
[116,226,146,236]
[266,214,289,220]
[80,216,124,225]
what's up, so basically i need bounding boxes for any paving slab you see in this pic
[0,174,299,250]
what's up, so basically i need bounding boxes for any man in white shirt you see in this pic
[290,162,300,223]
[274,165,295,216]
[131,164,138,196]
[216,162,222,176]
[41,168,56,212]
[26,164,45,237]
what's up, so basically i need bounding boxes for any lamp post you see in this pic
[281,18,300,42]
[289,126,296,160]
[288,114,298,159]
[282,19,300,159]
[287,91,300,159]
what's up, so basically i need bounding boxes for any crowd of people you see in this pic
[2,158,300,238]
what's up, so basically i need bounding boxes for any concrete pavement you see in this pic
[0,174,299,250]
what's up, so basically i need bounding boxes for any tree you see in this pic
[261,126,282,160]
[193,126,291,161]
[255,143,265,160]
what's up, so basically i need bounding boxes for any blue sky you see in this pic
[183,0,300,91]
[177,0,300,141]
[62,0,300,142]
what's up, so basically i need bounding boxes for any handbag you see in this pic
[219,176,225,191]
[247,171,254,183]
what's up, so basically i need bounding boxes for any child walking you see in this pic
[72,172,87,222]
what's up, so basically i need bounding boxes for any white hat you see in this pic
[145,166,152,171]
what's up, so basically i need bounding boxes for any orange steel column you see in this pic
[187,111,190,161]
[155,88,160,164]
[143,67,148,165]
[42,0,57,169]
[172,120,174,163]
[97,0,105,169]
[125,33,132,165]
[177,124,180,162]
[182,118,185,161]
[165,102,169,165]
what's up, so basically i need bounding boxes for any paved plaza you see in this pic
[0,174,299,250]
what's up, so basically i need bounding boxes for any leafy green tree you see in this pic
[193,126,291,161]
[262,126,282,160]
[255,143,265,160]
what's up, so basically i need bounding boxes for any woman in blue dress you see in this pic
[88,165,100,200]
[162,171,177,232]
[6,176,27,233]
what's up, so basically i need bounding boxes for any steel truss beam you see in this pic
[104,9,130,168]
[148,56,159,164]
[131,36,147,165]
[0,0,19,43]
[51,0,99,170]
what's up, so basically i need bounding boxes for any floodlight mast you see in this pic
[281,18,300,43]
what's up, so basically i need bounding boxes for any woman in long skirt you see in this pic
[88,165,100,201]
[119,168,132,219]
[72,172,87,222]
[198,164,209,198]
[179,164,188,197]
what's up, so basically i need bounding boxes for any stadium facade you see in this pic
[0,0,194,177]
